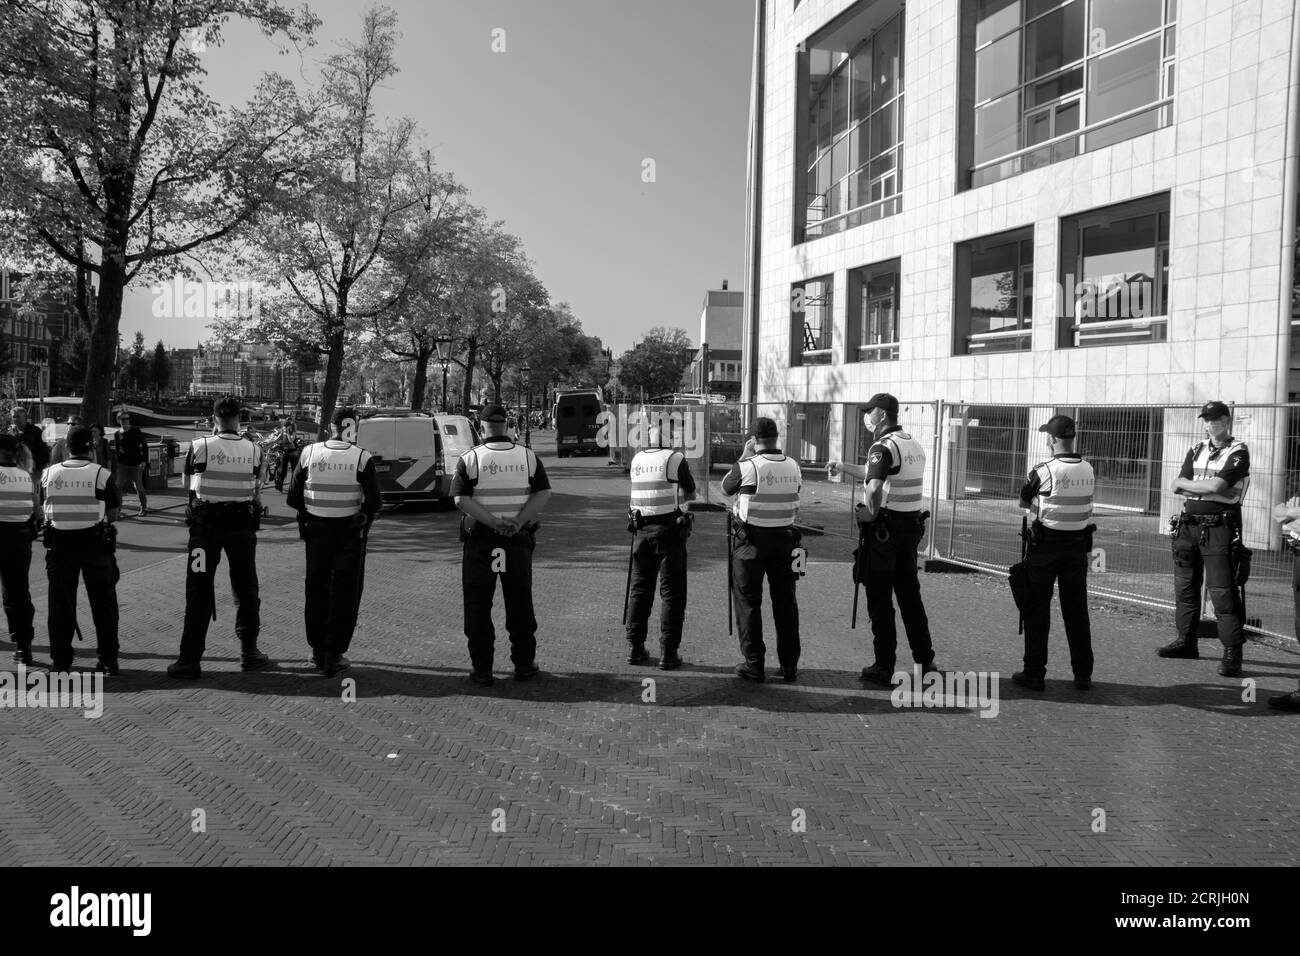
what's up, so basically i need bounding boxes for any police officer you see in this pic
[624,421,698,669]
[287,407,382,677]
[1269,495,1300,711]
[40,426,121,674]
[168,397,269,678]
[828,394,939,685]
[1159,400,1250,677]
[452,403,552,686]
[0,434,39,665]
[1010,414,1096,692]
[722,416,802,682]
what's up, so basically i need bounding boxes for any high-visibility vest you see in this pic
[1187,438,1249,509]
[735,453,801,527]
[1033,456,1095,531]
[0,464,35,523]
[301,440,369,518]
[876,431,926,512]
[629,448,682,516]
[41,460,107,529]
[466,441,534,520]
[191,434,260,502]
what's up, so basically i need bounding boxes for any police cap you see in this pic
[750,417,779,440]
[1198,400,1231,421]
[863,393,899,418]
[1038,414,1076,439]
[0,434,17,456]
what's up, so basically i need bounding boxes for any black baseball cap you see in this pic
[1038,414,1077,439]
[1198,400,1231,420]
[481,404,508,423]
[863,393,899,417]
[750,417,779,440]
[0,434,18,455]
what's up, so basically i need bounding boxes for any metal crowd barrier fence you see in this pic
[928,401,1300,642]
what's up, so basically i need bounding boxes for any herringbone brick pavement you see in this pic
[1,456,1298,866]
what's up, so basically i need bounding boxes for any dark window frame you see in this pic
[790,275,835,367]
[953,225,1035,355]
[847,258,902,362]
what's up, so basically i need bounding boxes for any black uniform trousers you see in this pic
[625,518,687,652]
[463,529,537,671]
[274,450,298,491]
[46,528,119,670]
[1292,549,1300,644]
[731,524,800,672]
[178,512,261,664]
[0,523,36,649]
[1172,513,1243,648]
[862,513,934,669]
[1022,528,1093,681]
[303,517,368,660]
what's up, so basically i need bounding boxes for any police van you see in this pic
[356,410,477,503]
[553,388,604,458]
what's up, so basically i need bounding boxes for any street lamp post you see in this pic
[520,363,531,448]
[433,336,453,412]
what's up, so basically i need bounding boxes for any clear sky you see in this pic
[124,0,756,354]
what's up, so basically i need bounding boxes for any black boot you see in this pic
[1268,689,1300,712]
[626,642,651,665]
[11,642,33,666]
[1217,644,1242,677]
[240,645,271,671]
[1157,635,1199,659]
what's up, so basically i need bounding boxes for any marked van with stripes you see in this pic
[356,412,478,503]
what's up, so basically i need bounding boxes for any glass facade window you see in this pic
[801,10,905,241]
[965,0,1174,188]
[790,276,834,366]
[954,229,1034,354]
[1059,194,1170,347]
[847,260,901,362]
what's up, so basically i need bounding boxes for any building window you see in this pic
[797,7,904,242]
[954,227,1033,354]
[1058,193,1170,347]
[960,0,1175,190]
[847,259,901,362]
[790,276,834,366]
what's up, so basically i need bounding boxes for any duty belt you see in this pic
[639,511,683,527]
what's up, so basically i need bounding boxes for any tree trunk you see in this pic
[410,344,432,411]
[81,254,125,427]
[319,330,346,440]
[460,334,477,411]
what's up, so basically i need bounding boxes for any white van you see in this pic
[357,412,477,503]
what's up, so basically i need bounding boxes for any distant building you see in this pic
[189,340,303,401]
[685,281,743,399]
[0,269,93,396]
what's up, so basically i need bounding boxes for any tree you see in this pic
[616,327,695,399]
[125,331,149,392]
[237,6,463,437]
[151,341,172,399]
[59,324,92,393]
[0,0,319,426]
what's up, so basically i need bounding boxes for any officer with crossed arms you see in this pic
[0,434,40,666]
[168,397,270,679]
[453,404,551,686]
[40,426,122,674]
[624,420,697,669]
[1159,400,1251,677]
[829,393,940,686]
[722,416,803,683]
[287,406,382,677]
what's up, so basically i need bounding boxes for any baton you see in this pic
[51,549,85,644]
[726,512,734,636]
[1017,515,1028,635]
[851,524,866,629]
[621,514,636,626]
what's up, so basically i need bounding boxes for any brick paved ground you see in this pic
[2,436,1298,866]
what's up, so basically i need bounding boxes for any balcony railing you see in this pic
[857,342,900,362]
[805,192,902,240]
[971,98,1173,190]
[1072,315,1168,347]
[966,327,1031,353]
